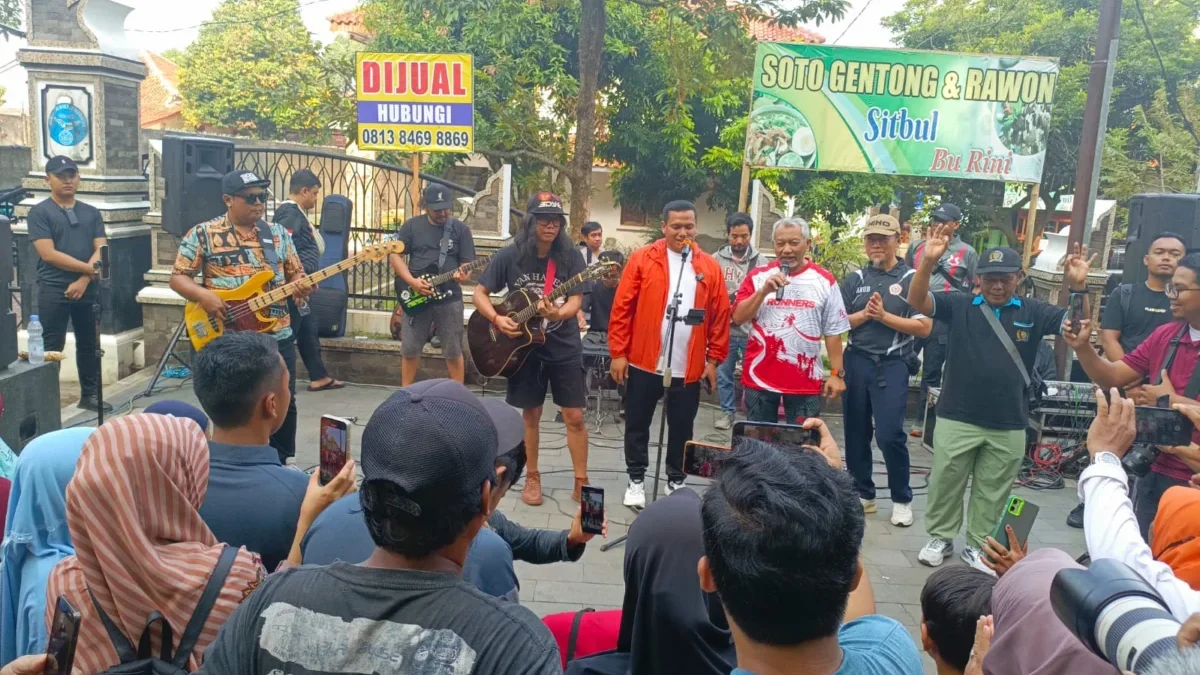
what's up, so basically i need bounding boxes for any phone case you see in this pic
[581,487,604,535]
[989,496,1039,556]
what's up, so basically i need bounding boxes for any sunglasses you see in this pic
[236,192,269,205]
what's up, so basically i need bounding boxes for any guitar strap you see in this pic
[544,258,557,296]
[437,220,452,271]
[248,220,286,318]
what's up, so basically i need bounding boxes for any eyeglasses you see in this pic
[1165,283,1200,299]
[236,192,269,205]
[535,219,562,230]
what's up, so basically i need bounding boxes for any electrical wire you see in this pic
[833,0,878,45]
[125,0,339,34]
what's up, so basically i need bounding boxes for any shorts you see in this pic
[400,297,464,358]
[506,350,587,410]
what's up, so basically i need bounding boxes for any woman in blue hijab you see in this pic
[0,427,93,663]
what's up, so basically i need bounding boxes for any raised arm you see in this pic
[907,224,952,316]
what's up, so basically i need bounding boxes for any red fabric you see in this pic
[0,477,10,535]
[608,240,731,384]
[544,258,557,296]
[543,609,622,669]
[1123,320,1200,480]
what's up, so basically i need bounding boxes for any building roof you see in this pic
[140,50,183,127]
[329,8,824,44]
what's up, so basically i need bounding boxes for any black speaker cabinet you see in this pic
[1124,193,1200,285]
[162,136,235,237]
[0,360,60,452]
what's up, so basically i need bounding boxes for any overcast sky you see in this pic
[810,0,904,47]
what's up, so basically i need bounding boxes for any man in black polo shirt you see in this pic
[841,214,932,528]
[389,183,476,386]
[908,227,1093,570]
[28,156,109,412]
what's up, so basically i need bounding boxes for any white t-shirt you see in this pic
[656,247,697,377]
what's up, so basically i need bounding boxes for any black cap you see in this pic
[528,191,566,216]
[978,247,1023,274]
[931,203,963,223]
[359,379,522,515]
[422,183,454,211]
[221,170,270,196]
[45,156,78,175]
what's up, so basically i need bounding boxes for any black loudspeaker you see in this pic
[0,216,15,370]
[0,361,60,452]
[162,136,235,237]
[314,195,353,338]
[1125,193,1200,285]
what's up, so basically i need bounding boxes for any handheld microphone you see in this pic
[681,238,693,260]
[99,245,110,281]
[777,261,789,300]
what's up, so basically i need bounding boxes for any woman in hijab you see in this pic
[143,400,210,436]
[1151,486,1200,590]
[567,488,735,675]
[45,414,265,673]
[982,548,1118,675]
[0,428,93,663]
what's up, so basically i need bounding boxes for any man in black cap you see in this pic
[200,379,561,675]
[907,224,1093,570]
[28,156,109,411]
[906,203,979,432]
[389,182,477,386]
[474,192,589,507]
[171,169,311,463]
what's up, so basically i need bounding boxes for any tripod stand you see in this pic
[601,242,700,552]
[92,245,110,424]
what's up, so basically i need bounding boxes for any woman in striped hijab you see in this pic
[44,414,265,673]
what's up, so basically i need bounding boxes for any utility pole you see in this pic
[1056,0,1121,377]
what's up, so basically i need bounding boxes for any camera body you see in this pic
[1121,443,1161,478]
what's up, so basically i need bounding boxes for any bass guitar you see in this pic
[394,254,492,316]
[184,240,405,351]
[468,261,619,378]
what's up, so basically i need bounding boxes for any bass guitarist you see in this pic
[473,192,589,506]
[390,183,476,386]
[170,170,311,464]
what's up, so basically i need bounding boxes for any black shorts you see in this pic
[506,351,587,410]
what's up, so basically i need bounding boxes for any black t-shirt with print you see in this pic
[478,244,586,362]
[1101,282,1173,354]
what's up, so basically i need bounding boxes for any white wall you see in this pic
[589,167,730,251]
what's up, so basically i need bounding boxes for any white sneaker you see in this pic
[918,538,954,567]
[714,413,734,431]
[666,479,685,495]
[961,547,997,577]
[891,502,914,527]
[860,498,877,514]
[624,480,646,508]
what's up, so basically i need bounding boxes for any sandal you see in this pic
[307,380,346,392]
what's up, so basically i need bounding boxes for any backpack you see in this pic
[89,545,238,674]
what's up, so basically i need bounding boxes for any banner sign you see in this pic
[748,43,1058,183]
[356,53,474,153]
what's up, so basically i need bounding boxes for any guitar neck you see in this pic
[512,269,592,324]
[423,255,490,286]
[249,254,363,310]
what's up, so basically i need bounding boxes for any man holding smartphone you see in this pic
[28,156,109,412]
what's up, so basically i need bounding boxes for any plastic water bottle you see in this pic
[27,315,43,364]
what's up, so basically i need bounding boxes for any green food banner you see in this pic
[748,43,1059,183]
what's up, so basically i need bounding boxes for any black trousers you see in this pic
[288,301,328,382]
[38,284,99,397]
[623,366,700,482]
[270,336,299,463]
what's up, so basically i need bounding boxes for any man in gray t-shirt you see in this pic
[199,380,560,675]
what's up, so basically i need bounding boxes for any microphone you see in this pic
[680,238,693,260]
[777,261,789,301]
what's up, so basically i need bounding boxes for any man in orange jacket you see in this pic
[609,200,731,507]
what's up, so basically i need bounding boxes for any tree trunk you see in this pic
[568,0,606,239]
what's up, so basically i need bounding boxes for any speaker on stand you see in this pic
[162,136,235,237]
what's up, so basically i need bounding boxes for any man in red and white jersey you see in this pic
[732,217,850,422]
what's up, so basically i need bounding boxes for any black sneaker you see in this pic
[77,395,113,413]
[1066,503,1084,529]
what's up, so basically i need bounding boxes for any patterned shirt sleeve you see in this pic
[274,225,304,279]
[172,224,205,277]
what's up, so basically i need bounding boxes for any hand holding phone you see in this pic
[1135,406,1195,446]
[683,441,732,478]
[44,596,80,675]
[319,415,351,485]
[579,486,605,536]
[1069,292,1086,334]
[732,420,841,468]
[985,496,1039,566]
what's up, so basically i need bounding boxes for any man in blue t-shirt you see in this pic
[698,427,924,675]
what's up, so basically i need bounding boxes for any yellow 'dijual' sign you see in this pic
[355,53,474,153]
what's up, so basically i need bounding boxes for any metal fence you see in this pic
[234,146,506,311]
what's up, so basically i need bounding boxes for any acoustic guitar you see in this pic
[468,261,619,378]
[394,254,492,316]
[184,240,405,351]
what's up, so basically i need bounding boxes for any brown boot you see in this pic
[572,475,589,502]
[522,471,543,506]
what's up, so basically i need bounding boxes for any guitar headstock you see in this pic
[582,261,621,282]
[361,240,406,261]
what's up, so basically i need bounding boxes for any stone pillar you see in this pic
[14,0,152,385]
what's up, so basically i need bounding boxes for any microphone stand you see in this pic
[602,242,692,552]
[93,246,109,425]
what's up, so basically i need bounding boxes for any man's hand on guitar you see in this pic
[198,290,229,318]
[452,265,469,284]
[537,297,563,321]
[292,274,314,301]
[493,314,523,338]
[411,278,435,297]
[611,356,630,385]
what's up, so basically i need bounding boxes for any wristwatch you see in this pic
[828,368,845,378]
[1092,451,1121,468]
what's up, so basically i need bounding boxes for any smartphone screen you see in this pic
[683,441,732,478]
[319,415,351,485]
[581,486,604,535]
[732,421,822,451]
[1070,293,1086,332]
[44,596,80,675]
[1134,406,1195,446]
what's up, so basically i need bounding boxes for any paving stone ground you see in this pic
[75,375,1087,675]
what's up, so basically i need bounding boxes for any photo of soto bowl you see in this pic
[746,102,818,168]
